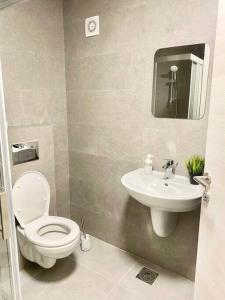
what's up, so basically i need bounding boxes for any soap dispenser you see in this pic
[144,154,154,175]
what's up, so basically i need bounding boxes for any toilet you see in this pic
[12,171,80,269]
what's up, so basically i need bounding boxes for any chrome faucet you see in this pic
[162,159,178,179]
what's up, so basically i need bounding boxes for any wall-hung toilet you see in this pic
[12,171,80,269]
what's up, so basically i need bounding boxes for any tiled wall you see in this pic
[64,0,218,279]
[8,126,57,215]
[0,0,70,218]
[0,0,219,280]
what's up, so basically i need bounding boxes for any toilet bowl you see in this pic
[12,171,80,269]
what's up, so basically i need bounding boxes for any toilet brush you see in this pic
[80,216,91,252]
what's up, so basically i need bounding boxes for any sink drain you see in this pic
[136,267,159,285]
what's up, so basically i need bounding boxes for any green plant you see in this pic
[185,155,205,176]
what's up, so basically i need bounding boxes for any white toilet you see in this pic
[12,171,80,269]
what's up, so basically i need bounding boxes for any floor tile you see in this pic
[21,258,112,300]
[70,236,138,283]
[20,262,43,287]
[108,258,194,300]
[20,236,194,300]
[106,284,144,300]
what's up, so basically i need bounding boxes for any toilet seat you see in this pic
[24,216,80,248]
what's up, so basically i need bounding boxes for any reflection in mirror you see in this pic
[152,44,210,120]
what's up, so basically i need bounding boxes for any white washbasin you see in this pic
[121,168,203,237]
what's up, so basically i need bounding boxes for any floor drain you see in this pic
[136,267,159,285]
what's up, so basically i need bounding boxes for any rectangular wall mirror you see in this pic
[152,43,210,120]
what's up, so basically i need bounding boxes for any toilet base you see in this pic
[17,227,57,268]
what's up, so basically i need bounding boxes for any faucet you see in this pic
[162,159,178,179]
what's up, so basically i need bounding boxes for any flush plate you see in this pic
[11,141,39,165]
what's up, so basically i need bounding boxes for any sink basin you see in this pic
[121,168,203,237]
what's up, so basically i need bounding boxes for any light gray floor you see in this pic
[20,236,194,300]
[0,241,12,300]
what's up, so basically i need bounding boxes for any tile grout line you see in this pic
[67,255,114,282]
[67,252,138,286]
[20,268,44,288]
[67,238,140,300]
[67,235,142,280]
[103,259,140,300]
[77,234,142,261]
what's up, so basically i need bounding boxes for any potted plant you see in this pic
[185,155,205,185]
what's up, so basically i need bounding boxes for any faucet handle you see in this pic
[173,160,178,167]
[162,159,174,168]
[172,160,178,172]
[162,159,178,179]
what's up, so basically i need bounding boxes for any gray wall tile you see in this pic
[0,0,70,222]
[64,0,218,280]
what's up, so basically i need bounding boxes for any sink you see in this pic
[121,168,203,237]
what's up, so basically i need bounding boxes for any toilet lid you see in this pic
[12,171,50,228]
[24,216,80,247]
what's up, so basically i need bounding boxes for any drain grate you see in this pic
[136,267,159,285]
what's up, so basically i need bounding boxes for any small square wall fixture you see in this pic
[85,16,100,37]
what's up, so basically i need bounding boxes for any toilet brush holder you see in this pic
[80,233,91,252]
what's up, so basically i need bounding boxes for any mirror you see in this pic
[152,44,210,120]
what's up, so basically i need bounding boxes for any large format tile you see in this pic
[107,257,194,300]
[0,0,64,55]
[66,89,144,127]
[66,53,135,91]
[107,284,144,300]
[20,236,194,300]
[63,0,147,21]
[68,123,143,161]
[20,262,43,287]
[64,6,148,59]
[70,236,138,283]
[21,258,112,300]
[120,258,194,300]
